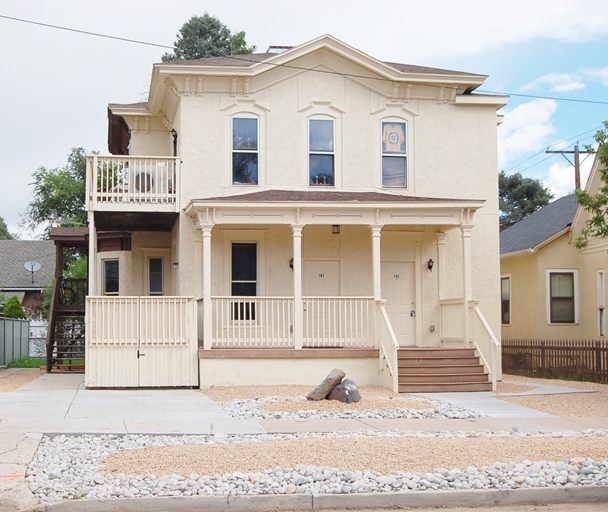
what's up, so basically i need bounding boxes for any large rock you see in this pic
[306,369,345,401]
[327,378,361,403]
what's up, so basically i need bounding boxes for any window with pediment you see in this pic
[381,120,407,187]
[309,118,335,186]
[232,117,258,185]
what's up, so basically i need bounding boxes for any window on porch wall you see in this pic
[103,260,119,295]
[148,257,163,296]
[231,242,257,320]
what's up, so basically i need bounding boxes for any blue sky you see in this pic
[1,0,607,237]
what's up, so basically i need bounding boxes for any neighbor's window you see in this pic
[232,117,258,185]
[309,118,334,186]
[148,257,163,296]
[501,276,511,325]
[382,121,407,187]
[598,270,605,337]
[549,272,575,323]
[103,260,119,295]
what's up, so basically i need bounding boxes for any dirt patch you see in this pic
[0,369,45,392]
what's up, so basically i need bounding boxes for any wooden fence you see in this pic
[502,338,608,383]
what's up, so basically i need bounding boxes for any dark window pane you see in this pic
[309,154,334,185]
[149,258,163,295]
[550,273,575,323]
[149,258,163,273]
[382,156,406,187]
[231,243,257,281]
[382,122,406,154]
[310,120,334,152]
[232,153,258,184]
[233,118,258,150]
[551,298,575,323]
[231,282,257,296]
[104,260,119,294]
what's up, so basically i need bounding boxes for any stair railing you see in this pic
[376,300,399,392]
[470,303,500,391]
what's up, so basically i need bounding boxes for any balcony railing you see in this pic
[87,156,179,210]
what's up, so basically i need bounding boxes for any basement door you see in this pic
[381,261,415,346]
[85,297,198,388]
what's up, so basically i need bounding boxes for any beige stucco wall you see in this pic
[501,233,607,339]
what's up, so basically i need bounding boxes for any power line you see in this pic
[0,14,174,49]
[479,90,608,106]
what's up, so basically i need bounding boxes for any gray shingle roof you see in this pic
[500,194,578,255]
[0,240,55,290]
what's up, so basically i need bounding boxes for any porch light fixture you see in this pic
[172,261,179,268]
[332,225,340,235]
[289,258,294,270]
[427,258,434,271]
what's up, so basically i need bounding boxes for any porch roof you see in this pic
[185,189,484,227]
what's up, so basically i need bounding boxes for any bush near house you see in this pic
[3,296,26,319]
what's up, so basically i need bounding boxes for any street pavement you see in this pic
[1,370,606,512]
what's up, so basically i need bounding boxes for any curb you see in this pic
[42,485,608,511]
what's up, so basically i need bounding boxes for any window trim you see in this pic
[102,259,119,296]
[598,269,605,337]
[545,269,579,325]
[381,120,408,188]
[231,116,259,186]
[148,256,164,296]
[500,274,511,325]
[308,117,335,187]
[141,248,170,297]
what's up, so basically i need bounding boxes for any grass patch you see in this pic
[6,357,46,368]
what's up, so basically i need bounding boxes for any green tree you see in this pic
[575,121,608,248]
[24,148,88,237]
[3,295,26,319]
[0,216,15,240]
[499,171,554,231]
[161,13,255,62]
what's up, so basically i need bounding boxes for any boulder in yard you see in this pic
[327,378,361,403]
[306,368,345,401]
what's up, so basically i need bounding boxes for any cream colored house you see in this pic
[82,35,506,391]
[501,154,607,340]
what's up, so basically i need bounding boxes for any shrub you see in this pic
[3,295,26,319]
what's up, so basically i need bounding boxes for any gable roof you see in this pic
[500,194,578,256]
[0,240,55,290]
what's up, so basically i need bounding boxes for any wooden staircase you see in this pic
[48,313,85,372]
[398,347,492,392]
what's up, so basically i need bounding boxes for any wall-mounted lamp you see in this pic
[332,225,341,235]
[172,261,179,269]
[427,258,434,271]
[170,128,178,157]
[289,258,294,270]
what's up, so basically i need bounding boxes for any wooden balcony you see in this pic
[86,156,180,213]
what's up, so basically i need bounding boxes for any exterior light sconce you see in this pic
[289,258,294,270]
[170,128,178,157]
[427,258,434,271]
[332,225,340,235]
[172,261,179,269]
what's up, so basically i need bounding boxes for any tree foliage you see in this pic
[162,13,256,62]
[499,171,554,231]
[3,296,26,319]
[0,216,15,240]
[24,148,88,237]
[575,121,608,248]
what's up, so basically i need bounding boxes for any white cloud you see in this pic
[584,66,608,87]
[543,155,594,198]
[498,99,558,169]
[520,73,586,93]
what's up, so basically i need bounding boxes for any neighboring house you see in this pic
[76,35,507,390]
[0,240,55,319]
[501,154,607,339]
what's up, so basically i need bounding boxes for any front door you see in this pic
[381,261,415,346]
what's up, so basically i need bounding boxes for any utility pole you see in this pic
[546,144,593,191]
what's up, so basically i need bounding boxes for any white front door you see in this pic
[381,261,415,346]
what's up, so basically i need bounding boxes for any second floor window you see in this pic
[232,117,258,185]
[382,121,407,187]
[309,119,334,186]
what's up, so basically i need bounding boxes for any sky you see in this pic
[1,0,607,239]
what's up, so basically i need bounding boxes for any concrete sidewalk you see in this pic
[0,371,606,512]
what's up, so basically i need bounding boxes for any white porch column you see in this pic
[292,225,304,350]
[194,231,203,299]
[435,232,447,300]
[201,225,213,350]
[461,217,474,347]
[370,226,382,301]
[87,211,97,296]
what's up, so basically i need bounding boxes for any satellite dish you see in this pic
[24,261,41,284]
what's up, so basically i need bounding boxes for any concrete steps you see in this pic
[398,347,491,393]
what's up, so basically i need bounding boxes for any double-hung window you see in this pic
[381,121,407,187]
[548,271,576,323]
[309,118,334,186]
[232,117,258,185]
[103,260,119,295]
[501,276,511,325]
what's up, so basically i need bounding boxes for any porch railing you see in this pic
[87,155,179,209]
[377,301,399,392]
[439,299,466,347]
[471,304,501,390]
[303,297,375,348]
[211,297,294,348]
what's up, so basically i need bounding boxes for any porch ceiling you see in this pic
[93,211,178,232]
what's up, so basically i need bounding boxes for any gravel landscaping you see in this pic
[21,376,608,504]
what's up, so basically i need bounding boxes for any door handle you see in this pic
[137,350,145,359]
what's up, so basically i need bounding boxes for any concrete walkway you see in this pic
[0,371,606,512]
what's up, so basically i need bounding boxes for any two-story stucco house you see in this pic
[76,35,507,391]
